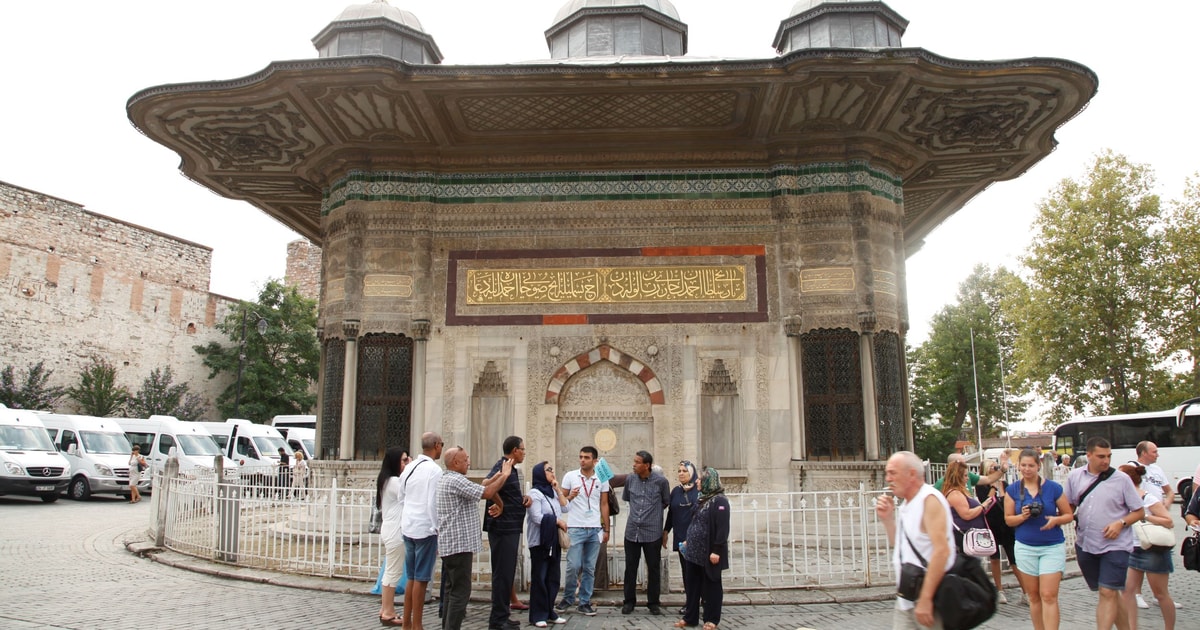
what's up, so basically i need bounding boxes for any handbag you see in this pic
[369,504,383,534]
[558,528,571,550]
[902,527,997,630]
[607,488,620,516]
[959,525,997,558]
[1182,532,1200,571]
[1132,520,1175,550]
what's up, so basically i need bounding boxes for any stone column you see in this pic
[410,319,430,456]
[858,311,880,461]
[784,316,805,461]
[339,319,360,460]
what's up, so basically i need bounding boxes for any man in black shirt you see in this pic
[483,435,530,630]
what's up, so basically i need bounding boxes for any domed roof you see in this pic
[788,0,872,17]
[331,0,426,32]
[553,0,681,24]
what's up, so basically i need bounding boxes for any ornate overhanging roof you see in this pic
[127,49,1096,248]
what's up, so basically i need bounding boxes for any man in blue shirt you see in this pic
[620,450,670,616]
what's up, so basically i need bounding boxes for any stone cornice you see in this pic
[127,48,1097,249]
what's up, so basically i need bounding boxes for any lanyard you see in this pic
[581,475,598,506]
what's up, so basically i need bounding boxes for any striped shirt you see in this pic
[437,470,485,557]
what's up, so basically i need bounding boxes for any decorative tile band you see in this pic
[322,162,901,215]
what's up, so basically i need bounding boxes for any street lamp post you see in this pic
[233,308,268,418]
[1100,365,1130,414]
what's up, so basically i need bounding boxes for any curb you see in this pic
[125,533,1078,606]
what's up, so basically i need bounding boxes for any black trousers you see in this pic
[441,552,472,630]
[622,537,662,607]
[488,532,521,628]
[528,545,562,624]
[682,558,723,626]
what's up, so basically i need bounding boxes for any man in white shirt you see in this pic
[555,445,610,616]
[397,432,444,630]
[876,451,954,630]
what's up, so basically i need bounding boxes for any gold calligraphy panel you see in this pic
[800,267,855,293]
[364,274,414,297]
[466,265,746,305]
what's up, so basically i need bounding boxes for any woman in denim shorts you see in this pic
[1119,463,1176,630]
[1005,449,1074,630]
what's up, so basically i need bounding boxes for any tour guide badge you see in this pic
[595,457,614,484]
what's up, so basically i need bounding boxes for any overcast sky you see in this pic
[1,0,1194,346]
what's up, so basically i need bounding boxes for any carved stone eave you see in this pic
[127,48,1097,248]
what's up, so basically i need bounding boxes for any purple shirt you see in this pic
[1064,466,1142,554]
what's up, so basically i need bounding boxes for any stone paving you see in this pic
[3,494,1200,629]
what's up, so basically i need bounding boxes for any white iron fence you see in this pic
[149,467,1076,591]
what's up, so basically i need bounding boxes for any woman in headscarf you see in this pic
[525,461,570,627]
[665,460,699,615]
[674,467,730,630]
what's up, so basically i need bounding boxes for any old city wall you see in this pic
[0,180,233,418]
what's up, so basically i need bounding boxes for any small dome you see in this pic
[553,0,682,24]
[547,0,687,59]
[313,0,442,64]
[332,0,426,31]
[775,0,907,54]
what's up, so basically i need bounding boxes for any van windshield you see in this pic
[80,431,131,455]
[254,436,291,457]
[301,440,315,456]
[177,434,223,456]
[0,425,57,451]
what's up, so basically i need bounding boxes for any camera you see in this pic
[1027,502,1043,518]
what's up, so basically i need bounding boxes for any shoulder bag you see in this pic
[901,526,997,630]
[1071,468,1114,523]
[1181,531,1200,571]
[1132,519,1175,550]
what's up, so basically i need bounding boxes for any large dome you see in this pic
[788,0,872,17]
[553,0,681,24]
[313,0,441,64]
[330,0,426,32]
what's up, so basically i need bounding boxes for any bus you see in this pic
[1052,397,1200,499]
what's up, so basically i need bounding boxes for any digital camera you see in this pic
[1027,502,1043,518]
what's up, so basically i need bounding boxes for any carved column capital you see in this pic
[857,310,877,333]
[783,315,804,337]
[342,319,361,339]
[411,319,431,341]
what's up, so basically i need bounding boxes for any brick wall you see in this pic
[285,239,321,303]
[0,180,234,418]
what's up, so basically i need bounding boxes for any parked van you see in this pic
[200,419,292,467]
[117,416,237,482]
[270,414,316,439]
[0,404,71,502]
[38,413,146,500]
[285,427,316,460]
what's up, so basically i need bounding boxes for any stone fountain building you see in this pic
[127,0,1095,490]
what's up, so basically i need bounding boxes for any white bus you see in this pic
[1052,397,1200,499]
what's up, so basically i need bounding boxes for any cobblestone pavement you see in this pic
[3,494,1200,629]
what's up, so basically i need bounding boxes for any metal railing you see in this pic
[149,468,1076,590]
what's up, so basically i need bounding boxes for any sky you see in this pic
[1,0,1196,346]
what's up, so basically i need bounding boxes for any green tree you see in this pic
[0,361,65,410]
[128,366,208,421]
[67,357,130,416]
[1154,173,1200,389]
[909,265,1025,456]
[194,279,319,422]
[1010,151,1169,423]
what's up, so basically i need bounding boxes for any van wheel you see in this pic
[70,477,91,501]
[40,493,59,503]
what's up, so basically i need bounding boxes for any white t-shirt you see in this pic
[1141,462,1168,501]
[560,469,610,528]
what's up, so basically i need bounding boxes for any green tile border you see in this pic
[320,162,902,215]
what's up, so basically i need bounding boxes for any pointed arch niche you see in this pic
[547,345,662,474]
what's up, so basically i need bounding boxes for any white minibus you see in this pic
[270,414,316,439]
[38,413,146,500]
[0,405,71,502]
[117,416,237,483]
[285,427,316,460]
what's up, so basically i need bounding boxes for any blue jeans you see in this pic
[561,527,601,605]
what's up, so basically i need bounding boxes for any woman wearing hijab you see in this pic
[664,460,699,615]
[674,467,730,630]
[525,461,570,627]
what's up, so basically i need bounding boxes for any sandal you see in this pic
[379,615,403,627]
[703,623,718,630]
[512,602,530,610]
[673,621,695,628]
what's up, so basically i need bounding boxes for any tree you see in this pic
[1010,151,1170,423]
[0,361,65,410]
[1154,173,1200,389]
[128,366,208,421]
[67,357,129,417]
[194,279,319,421]
[909,265,1025,459]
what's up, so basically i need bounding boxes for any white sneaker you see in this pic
[1136,594,1149,609]
[997,592,1008,604]
[551,618,568,625]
